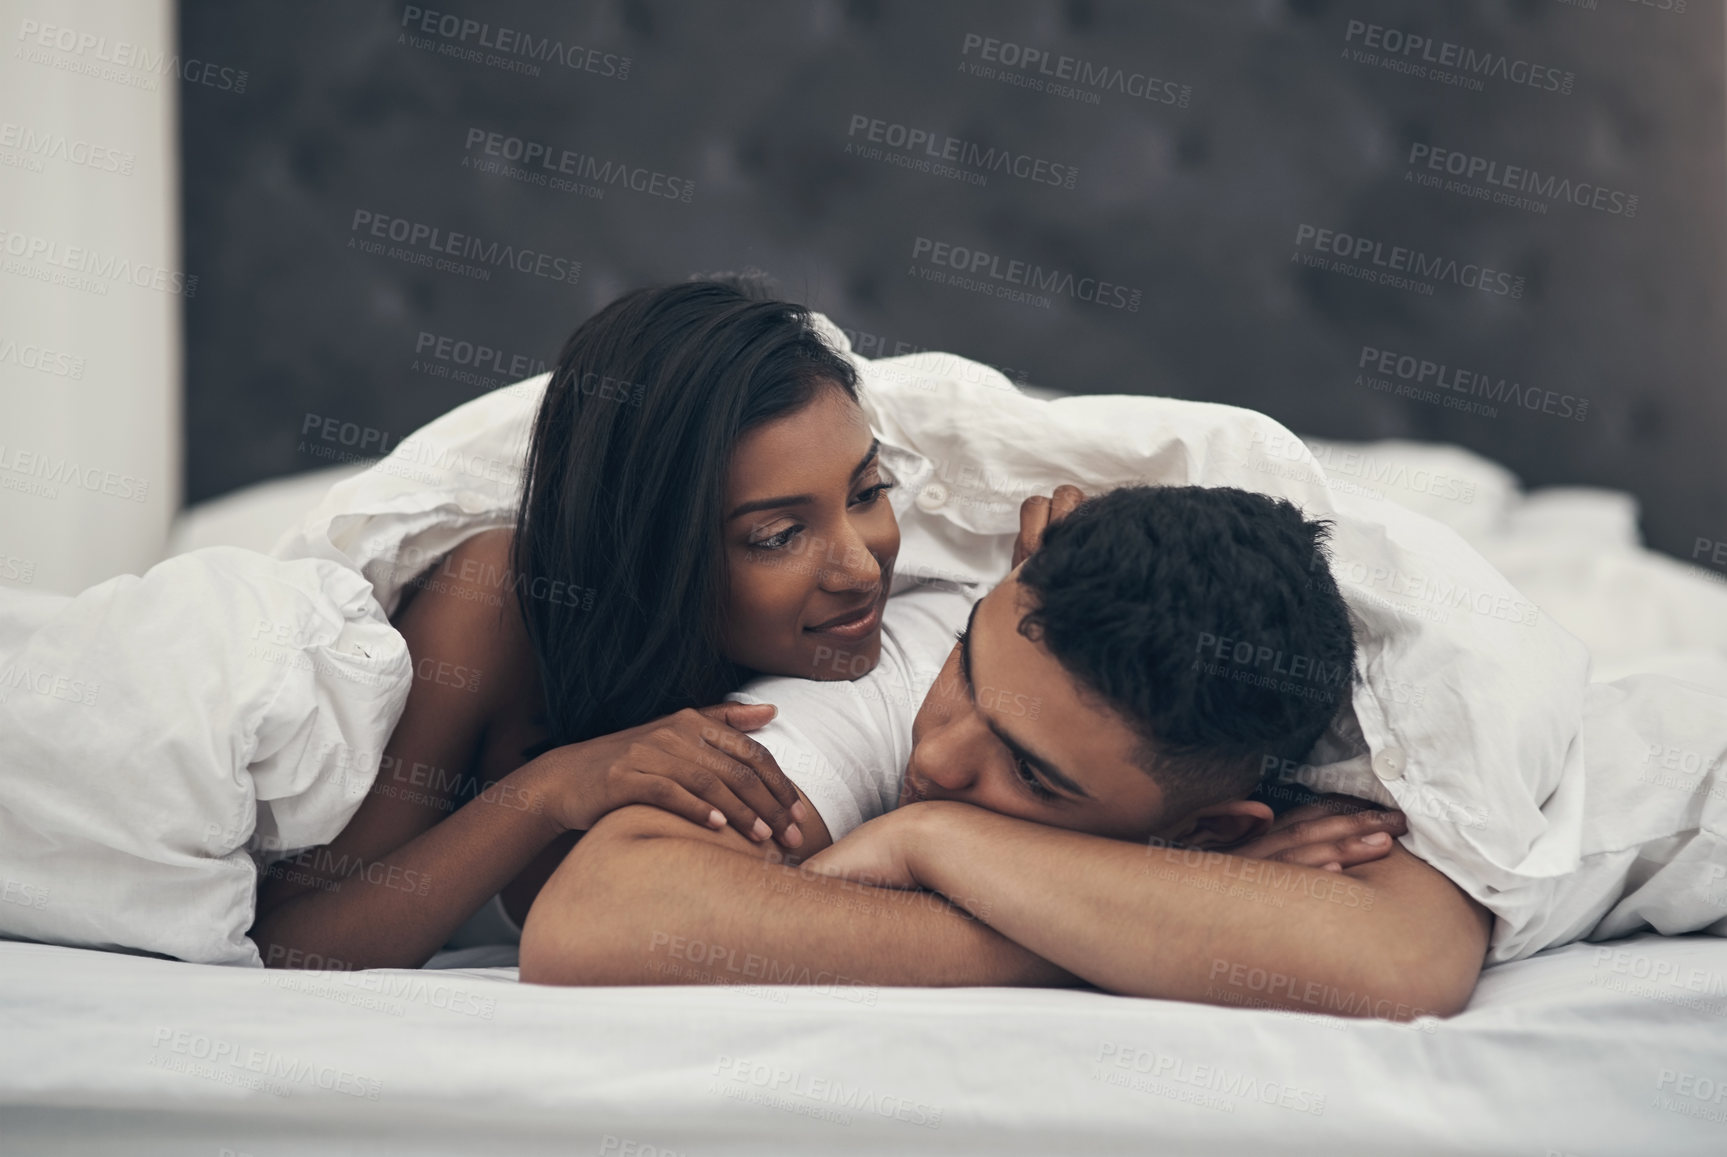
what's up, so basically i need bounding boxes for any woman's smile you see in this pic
[805,590,885,640]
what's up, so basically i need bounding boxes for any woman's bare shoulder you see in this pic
[393,527,539,706]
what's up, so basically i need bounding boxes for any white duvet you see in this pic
[0,547,411,965]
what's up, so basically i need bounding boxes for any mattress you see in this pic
[2,933,1725,1156]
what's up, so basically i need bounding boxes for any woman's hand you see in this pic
[1012,484,1087,568]
[530,703,809,848]
[1227,796,1409,872]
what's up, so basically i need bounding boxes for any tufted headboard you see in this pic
[181,0,1727,571]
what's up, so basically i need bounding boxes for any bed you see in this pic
[6,436,1727,1156]
[2,934,1724,1155]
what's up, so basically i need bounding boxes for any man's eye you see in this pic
[1015,756,1058,802]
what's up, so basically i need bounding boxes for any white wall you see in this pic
[0,0,181,594]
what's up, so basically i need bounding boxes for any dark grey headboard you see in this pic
[182,0,1726,569]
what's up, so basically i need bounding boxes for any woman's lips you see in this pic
[805,593,884,641]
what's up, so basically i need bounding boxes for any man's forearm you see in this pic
[517,806,1075,988]
[904,804,1490,1017]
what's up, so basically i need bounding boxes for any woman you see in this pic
[252,277,901,970]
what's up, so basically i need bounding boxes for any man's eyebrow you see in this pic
[725,440,881,521]
[957,599,1093,801]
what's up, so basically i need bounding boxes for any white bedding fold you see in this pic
[0,547,411,965]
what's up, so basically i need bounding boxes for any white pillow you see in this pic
[1297,436,1521,545]
[0,547,411,965]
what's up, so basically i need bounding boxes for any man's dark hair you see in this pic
[1015,485,1357,817]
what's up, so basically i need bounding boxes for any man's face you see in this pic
[903,573,1172,842]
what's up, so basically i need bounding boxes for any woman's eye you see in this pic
[749,525,802,551]
[1015,756,1058,802]
[851,480,897,507]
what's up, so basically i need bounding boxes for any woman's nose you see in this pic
[816,524,882,592]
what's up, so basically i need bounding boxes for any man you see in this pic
[803,486,1726,989]
[519,483,1495,1018]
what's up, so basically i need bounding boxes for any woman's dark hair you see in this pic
[1017,485,1359,817]
[511,275,859,753]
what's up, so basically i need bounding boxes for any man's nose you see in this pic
[910,712,985,795]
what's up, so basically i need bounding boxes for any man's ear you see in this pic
[1164,799,1275,851]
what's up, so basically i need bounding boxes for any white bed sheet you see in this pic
[2,934,1725,1156]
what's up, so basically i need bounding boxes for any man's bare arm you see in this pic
[516,796,1423,999]
[516,803,1077,988]
[886,802,1491,1017]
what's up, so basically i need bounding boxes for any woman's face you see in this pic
[719,383,900,681]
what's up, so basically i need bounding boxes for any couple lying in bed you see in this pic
[257,276,1726,1018]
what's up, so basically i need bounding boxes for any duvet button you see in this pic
[1372,746,1407,781]
[916,482,949,513]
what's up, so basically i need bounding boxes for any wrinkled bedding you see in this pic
[0,547,410,965]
